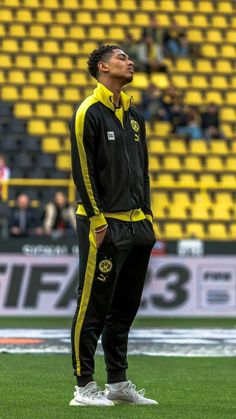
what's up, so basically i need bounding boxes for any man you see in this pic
[69,44,157,407]
[43,191,76,237]
[9,193,42,237]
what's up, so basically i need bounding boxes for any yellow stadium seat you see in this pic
[210,140,229,155]
[8,70,26,85]
[107,27,125,41]
[175,14,190,27]
[80,41,98,54]
[210,75,228,90]
[152,192,170,207]
[62,40,80,55]
[42,137,62,153]
[55,11,73,24]
[217,1,233,14]
[21,86,40,101]
[28,71,46,85]
[185,90,203,106]
[226,30,236,43]
[207,223,228,239]
[0,9,13,22]
[133,73,149,89]
[176,59,193,73]
[168,205,187,220]
[191,75,208,89]
[21,39,40,54]
[15,54,33,69]
[177,173,198,188]
[134,12,149,26]
[1,39,19,53]
[41,0,59,8]
[221,123,234,138]
[14,103,33,118]
[75,12,93,24]
[168,140,187,154]
[197,1,214,12]
[148,140,166,154]
[153,122,170,137]
[159,0,176,11]
[194,191,212,206]
[230,223,236,239]
[28,23,46,38]
[1,0,19,6]
[99,0,116,8]
[215,192,233,205]
[63,87,82,102]
[221,107,235,122]
[196,59,213,73]
[49,71,67,85]
[113,12,131,25]
[211,16,227,29]
[205,156,224,172]
[155,13,170,27]
[202,44,218,58]
[23,0,40,7]
[215,60,232,74]
[220,174,236,188]
[56,153,71,171]
[171,75,189,89]
[42,87,60,101]
[199,174,218,188]
[15,9,33,22]
[231,142,236,153]
[206,30,223,44]
[28,119,47,135]
[221,45,236,59]
[9,23,26,37]
[211,205,231,221]
[35,103,54,118]
[185,222,205,239]
[69,71,87,86]
[178,0,196,12]
[163,223,183,239]
[67,25,85,39]
[162,156,182,171]
[95,12,112,25]
[190,204,209,220]
[226,157,236,172]
[89,26,106,40]
[42,40,60,55]
[55,56,73,70]
[55,104,73,118]
[149,156,160,171]
[36,55,53,69]
[0,23,6,37]
[47,24,66,38]
[151,73,169,89]
[184,156,203,172]
[119,0,137,10]
[205,91,223,105]
[225,91,236,106]
[189,140,208,155]
[0,70,5,84]
[192,14,209,28]
[1,85,19,100]
[187,29,203,43]
[156,174,176,188]
[172,192,190,205]
[140,0,157,11]
[79,0,98,8]
[49,120,68,135]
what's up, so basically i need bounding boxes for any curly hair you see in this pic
[87,44,120,79]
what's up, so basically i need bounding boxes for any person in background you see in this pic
[137,33,168,74]
[163,17,186,57]
[0,154,10,200]
[200,103,224,141]
[141,82,168,122]
[142,16,165,60]
[9,193,42,237]
[120,31,140,70]
[43,191,76,236]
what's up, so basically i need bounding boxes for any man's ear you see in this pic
[98,61,109,74]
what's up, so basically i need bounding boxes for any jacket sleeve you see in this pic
[140,115,153,221]
[69,105,107,230]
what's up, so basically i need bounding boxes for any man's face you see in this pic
[101,49,134,84]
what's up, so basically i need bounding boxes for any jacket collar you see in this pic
[93,82,131,112]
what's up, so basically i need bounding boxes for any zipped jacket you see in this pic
[69,82,152,230]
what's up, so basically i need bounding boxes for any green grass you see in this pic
[0,316,236,329]
[0,354,235,419]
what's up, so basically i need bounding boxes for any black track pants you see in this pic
[71,216,156,386]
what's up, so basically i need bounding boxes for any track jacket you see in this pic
[69,82,152,230]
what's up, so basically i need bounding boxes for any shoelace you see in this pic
[79,385,105,400]
[125,381,146,398]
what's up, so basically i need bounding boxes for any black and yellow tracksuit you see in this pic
[69,82,156,386]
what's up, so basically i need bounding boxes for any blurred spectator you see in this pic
[9,193,42,237]
[142,16,165,59]
[0,154,10,200]
[137,34,168,74]
[161,84,183,120]
[141,82,168,121]
[201,104,224,141]
[43,191,76,237]
[163,18,186,57]
[171,105,203,139]
[120,31,140,70]
[178,33,190,57]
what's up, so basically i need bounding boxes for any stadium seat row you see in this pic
[154,221,236,240]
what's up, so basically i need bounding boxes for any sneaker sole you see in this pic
[69,399,114,407]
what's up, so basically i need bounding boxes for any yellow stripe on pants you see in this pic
[74,227,97,375]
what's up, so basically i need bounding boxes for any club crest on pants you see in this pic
[99,258,113,273]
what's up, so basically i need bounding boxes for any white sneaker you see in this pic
[105,380,158,405]
[69,381,114,407]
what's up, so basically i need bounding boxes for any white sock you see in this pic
[108,381,128,390]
